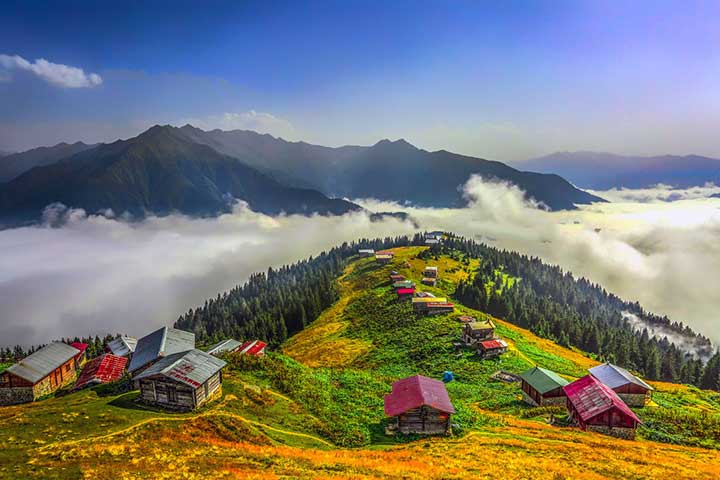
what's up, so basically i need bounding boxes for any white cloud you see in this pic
[179,110,296,139]
[588,183,720,204]
[0,54,102,88]
[0,179,719,350]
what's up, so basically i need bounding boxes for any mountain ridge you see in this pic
[520,151,720,190]
[0,125,361,226]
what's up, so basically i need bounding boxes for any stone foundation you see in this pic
[587,425,636,440]
[0,387,34,406]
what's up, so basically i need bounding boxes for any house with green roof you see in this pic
[520,366,570,406]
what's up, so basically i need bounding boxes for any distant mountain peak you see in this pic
[373,138,416,149]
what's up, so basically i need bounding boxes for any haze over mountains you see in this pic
[0,125,604,226]
[522,151,720,190]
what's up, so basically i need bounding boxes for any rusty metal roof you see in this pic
[74,354,128,390]
[6,342,80,384]
[134,349,226,389]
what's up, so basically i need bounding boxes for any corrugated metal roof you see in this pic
[134,349,226,389]
[6,342,80,384]
[239,340,267,356]
[589,363,654,392]
[107,336,137,357]
[467,320,495,331]
[128,327,195,373]
[393,281,415,289]
[412,297,447,303]
[69,342,88,354]
[206,339,242,356]
[396,288,415,295]
[384,375,455,417]
[479,339,507,350]
[563,375,641,424]
[520,366,569,394]
[74,354,128,390]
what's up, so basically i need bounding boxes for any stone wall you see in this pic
[587,425,636,440]
[0,387,34,406]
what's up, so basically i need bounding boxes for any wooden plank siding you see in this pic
[138,371,222,411]
[396,406,451,435]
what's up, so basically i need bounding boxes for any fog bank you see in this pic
[1,180,719,348]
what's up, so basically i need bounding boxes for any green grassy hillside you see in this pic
[1,246,719,479]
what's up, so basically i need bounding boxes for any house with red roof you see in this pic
[238,340,267,357]
[384,375,454,435]
[476,339,508,359]
[563,375,641,439]
[69,342,89,366]
[396,287,415,300]
[74,354,128,390]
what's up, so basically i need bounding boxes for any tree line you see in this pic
[439,235,719,390]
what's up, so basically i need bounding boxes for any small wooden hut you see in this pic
[128,326,195,376]
[563,375,641,439]
[358,249,375,258]
[384,375,455,435]
[589,363,654,407]
[135,349,226,411]
[396,287,415,300]
[206,339,242,356]
[461,320,495,345]
[0,342,81,405]
[519,366,569,406]
[477,339,508,359]
[421,277,437,287]
[423,266,438,278]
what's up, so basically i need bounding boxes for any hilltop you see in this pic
[1,243,719,479]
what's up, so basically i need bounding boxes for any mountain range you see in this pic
[520,151,720,190]
[0,126,359,226]
[0,125,603,226]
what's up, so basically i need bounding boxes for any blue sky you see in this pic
[2,0,720,160]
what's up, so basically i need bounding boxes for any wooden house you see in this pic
[128,326,195,376]
[106,336,137,358]
[563,375,641,439]
[206,339,242,356]
[393,280,415,290]
[237,340,267,357]
[461,320,495,345]
[358,249,375,258]
[0,342,81,405]
[477,339,508,359]
[376,254,393,265]
[415,291,435,298]
[384,375,455,435]
[589,363,654,407]
[74,354,128,391]
[421,277,437,287]
[425,302,454,315]
[458,315,475,323]
[396,287,415,300]
[69,342,89,367]
[423,266,438,278]
[135,349,226,411]
[519,366,569,406]
[389,274,405,282]
[412,297,447,312]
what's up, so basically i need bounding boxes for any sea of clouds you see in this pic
[1,177,719,348]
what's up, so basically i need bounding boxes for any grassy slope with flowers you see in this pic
[2,246,720,479]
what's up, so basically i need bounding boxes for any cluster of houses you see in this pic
[519,362,652,439]
[460,315,509,359]
[0,327,266,411]
[383,362,651,439]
